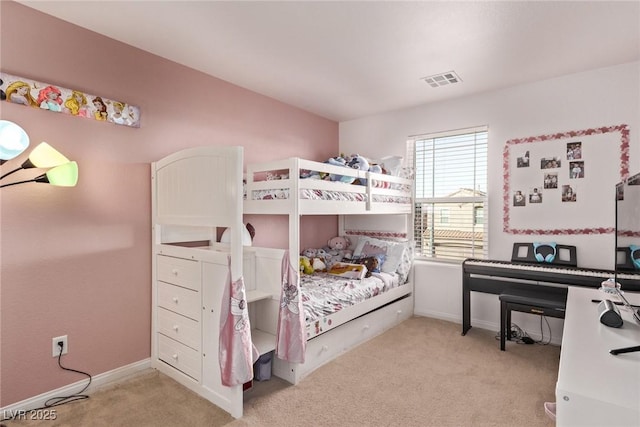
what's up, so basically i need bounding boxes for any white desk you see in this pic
[556,287,640,426]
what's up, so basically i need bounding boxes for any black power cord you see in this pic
[496,317,553,346]
[1,342,92,423]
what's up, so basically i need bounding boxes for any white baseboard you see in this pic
[1,358,151,416]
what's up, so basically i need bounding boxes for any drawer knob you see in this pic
[321,345,329,352]
[172,297,179,304]
[396,310,402,315]
[363,325,370,330]
[172,269,178,275]
[172,353,178,360]
[173,325,179,332]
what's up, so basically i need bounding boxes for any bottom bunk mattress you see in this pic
[300,271,405,339]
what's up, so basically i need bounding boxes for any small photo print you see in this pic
[562,185,577,202]
[513,190,526,206]
[517,150,530,168]
[567,142,582,160]
[541,157,561,169]
[570,161,584,179]
[543,172,558,189]
[529,187,542,203]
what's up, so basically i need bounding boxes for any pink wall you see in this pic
[0,2,338,406]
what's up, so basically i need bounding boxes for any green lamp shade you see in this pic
[25,142,70,169]
[0,120,30,161]
[35,161,79,187]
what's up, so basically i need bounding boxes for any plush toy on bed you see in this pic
[300,248,328,273]
[327,155,355,183]
[299,256,314,275]
[325,236,353,265]
[344,154,374,185]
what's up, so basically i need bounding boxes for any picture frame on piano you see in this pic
[511,243,577,267]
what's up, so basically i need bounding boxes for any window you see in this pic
[409,127,488,262]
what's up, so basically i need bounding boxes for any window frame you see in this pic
[409,126,489,263]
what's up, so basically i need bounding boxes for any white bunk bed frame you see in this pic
[152,151,414,419]
[243,157,415,385]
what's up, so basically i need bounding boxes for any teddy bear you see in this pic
[327,236,352,260]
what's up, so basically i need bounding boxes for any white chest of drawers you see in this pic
[151,244,268,419]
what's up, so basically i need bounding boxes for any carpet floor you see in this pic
[5,316,559,426]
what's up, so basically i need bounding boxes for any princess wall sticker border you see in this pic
[0,71,140,128]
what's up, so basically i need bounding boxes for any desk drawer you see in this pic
[158,333,201,381]
[157,255,200,291]
[157,281,200,320]
[157,307,200,351]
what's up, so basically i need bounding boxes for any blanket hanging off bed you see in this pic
[219,257,259,386]
[276,251,306,363]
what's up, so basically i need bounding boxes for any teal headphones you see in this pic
[630,244,640,270]
[533,242,557,263]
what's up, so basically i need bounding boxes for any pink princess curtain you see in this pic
[219,258,259,387]
[275,251,306,363]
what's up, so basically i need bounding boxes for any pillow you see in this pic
[397,244,413,284]
[352,236,406,274]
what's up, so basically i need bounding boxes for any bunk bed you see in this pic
[243,157,415,384]
[151,150,414,419]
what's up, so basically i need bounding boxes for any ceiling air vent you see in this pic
[422,71,462,88]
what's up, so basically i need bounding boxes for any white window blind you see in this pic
[410,127,488,262]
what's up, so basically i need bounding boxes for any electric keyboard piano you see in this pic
[461,259,640,335]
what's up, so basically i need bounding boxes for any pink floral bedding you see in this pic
[299,271,400,323]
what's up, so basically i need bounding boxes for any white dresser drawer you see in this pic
[157,255,200,291]
[157,281,200,320]
[157,307,200,351]
[158,333,201,381]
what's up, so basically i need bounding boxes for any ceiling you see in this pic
[16,1,640,122]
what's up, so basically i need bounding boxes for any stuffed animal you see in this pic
[328,236,351,251]
[311,257,327,272]
[327,155,355,183]
[347,154,370,172]
[345,154,370,185]
[300,256,313,275]
[327,236,352,261]
[302,248,317,258]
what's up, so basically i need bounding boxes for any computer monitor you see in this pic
[615,172,640,278]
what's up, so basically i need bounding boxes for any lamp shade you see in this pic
[35,161,79,187]
[0,120,30,161]
[24,142,70,169]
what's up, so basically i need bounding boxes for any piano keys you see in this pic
[461,258,640,336]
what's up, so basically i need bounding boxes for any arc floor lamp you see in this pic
[0,120,78,188]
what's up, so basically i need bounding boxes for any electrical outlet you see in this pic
[52,335,68,357]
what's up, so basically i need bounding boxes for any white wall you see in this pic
[339,62,640,342]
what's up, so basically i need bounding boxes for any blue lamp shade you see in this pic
[0,120,30,162]
[34,161,79,187]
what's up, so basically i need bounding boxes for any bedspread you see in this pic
[300,271,399,322]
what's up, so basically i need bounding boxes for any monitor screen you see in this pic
[615,172,640,281]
